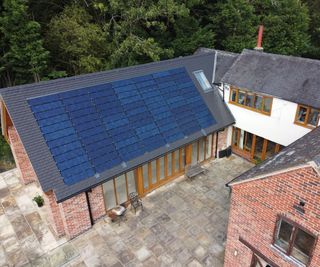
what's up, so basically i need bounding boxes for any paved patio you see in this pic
[0,155,253,267]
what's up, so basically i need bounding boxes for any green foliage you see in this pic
[33,194,44,207]
[212,0,257,52]
[0,133,15,171]
[0,0,49,86]
[302,0,320,58]
[0,0,319,83]
[47,5,108,75]
[254,0,310,55]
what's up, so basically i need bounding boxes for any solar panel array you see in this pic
[28,68,216,185]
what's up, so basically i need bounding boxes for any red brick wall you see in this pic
[60,193,92,239]
[8,126,37,184]
[88,185,106,221]
[44,191,66,237]
[224,166,320,267]
[213,127,229,158]
[6,128,106,239]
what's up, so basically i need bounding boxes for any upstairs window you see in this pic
[295,104,319,128]
[274,218,316,265]
[193,70,212,92]
[229,87,273,115]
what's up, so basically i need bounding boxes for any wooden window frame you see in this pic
[229,86,273,116]
[273,216,317,266]
[294,104,320,129]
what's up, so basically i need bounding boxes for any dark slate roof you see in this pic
[0,53,235,202]
[195,48,239,83]
[221,49,320,109]
[228,126,320,186]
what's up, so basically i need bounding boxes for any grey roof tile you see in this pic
[221,49,320,108]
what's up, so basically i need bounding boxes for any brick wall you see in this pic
[88,185,106,221]
[224,166,320,267]
[6,128,106,239]
[60,193,92,239]
[44,191,66,237]
[213,127,229,158]
[8,127,37,184]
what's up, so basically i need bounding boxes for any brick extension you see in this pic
[7,126,103,239]
[224,166,320,267]
[6,125,229,239]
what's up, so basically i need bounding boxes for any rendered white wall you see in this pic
[221,85,318,147]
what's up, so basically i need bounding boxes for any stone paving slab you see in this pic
[0,155,253,266]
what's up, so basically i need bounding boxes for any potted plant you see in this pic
[33,194,44,207]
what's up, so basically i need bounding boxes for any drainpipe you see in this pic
[212,51,218,84]
[85,190,94,226]
[215,131,219,158]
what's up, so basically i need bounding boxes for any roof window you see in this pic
[193,70,212,92]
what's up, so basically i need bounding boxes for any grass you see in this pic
[0,133,15,172]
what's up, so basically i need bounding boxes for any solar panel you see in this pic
[28,67,216,185]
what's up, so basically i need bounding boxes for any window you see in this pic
[295,105,319,128]
[229,87,273,115]
[274,218,316,265]
[251,254,273,267]
[193,70,212,92]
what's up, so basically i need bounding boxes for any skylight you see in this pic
[193,70,212,92]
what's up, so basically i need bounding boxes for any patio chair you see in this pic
[129,192,143,214]
[110,204,127,226]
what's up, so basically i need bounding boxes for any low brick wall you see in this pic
[89,185,106,221]
[60,193,92,239]
[224,166,320,266]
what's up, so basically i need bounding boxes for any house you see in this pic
[198,48,320,163]
[0,52,235,238]
[224,126,320,267]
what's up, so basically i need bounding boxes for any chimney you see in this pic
[254,25,264,51]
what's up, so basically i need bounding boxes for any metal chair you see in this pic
[129,192,143,214]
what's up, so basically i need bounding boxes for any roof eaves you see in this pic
[226,162,312,187]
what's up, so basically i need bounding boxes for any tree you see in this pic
[47,5,108,75]
[0,0,49,86]
[302,0,320,59]
[212,0,258,52]
[252,0,310,56]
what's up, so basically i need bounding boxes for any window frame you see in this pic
[273,216,317,266]
[294,104,320,129]
[229,86,273,116]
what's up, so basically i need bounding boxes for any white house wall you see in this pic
[222,85,318,147]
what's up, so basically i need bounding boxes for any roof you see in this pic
[195,48,239,83]
[0,52,235,202]
[221,49,320,109]
[228,126,320,186]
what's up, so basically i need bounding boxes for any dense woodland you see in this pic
[0,0,320,168]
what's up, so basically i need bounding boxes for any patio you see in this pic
[0,155,253,267]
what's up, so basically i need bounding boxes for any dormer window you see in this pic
[295,104,319,128]
[193,70,212,92]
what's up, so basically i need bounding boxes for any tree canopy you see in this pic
[0,0,319,88]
